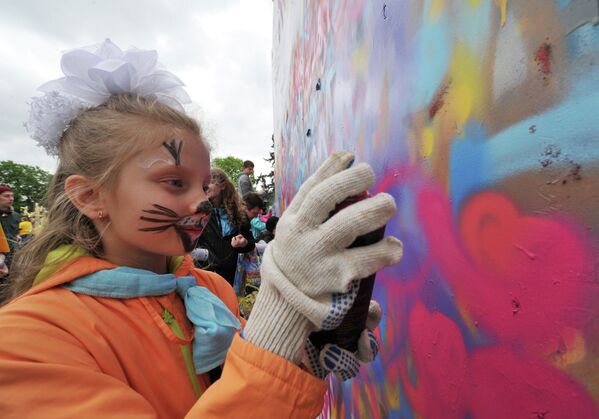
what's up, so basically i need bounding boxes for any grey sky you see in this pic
[0,0,274,177]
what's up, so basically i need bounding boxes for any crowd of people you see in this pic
[0,40,403,417]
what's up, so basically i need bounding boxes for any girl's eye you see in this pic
[165,179,184,188]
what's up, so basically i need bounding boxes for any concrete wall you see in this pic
[272,0,599,417]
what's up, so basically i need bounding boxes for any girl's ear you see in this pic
[64,175,107,221]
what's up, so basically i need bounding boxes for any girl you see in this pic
[193,168,255,285]
[0,40,403,418]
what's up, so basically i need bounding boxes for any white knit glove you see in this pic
[244,151,403,363]
[304,300,382,380]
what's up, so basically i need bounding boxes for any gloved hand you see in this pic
[244,151,403,364]
[304,300,382,381]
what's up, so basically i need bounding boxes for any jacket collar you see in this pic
[19,244,192,301]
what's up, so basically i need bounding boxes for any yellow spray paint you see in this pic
[422,126,436,158]
[447,43,484,131]
[351,42,369,74]
[429,0,445,21]
[499,0,508,27]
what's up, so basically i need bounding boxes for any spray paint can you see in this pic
[309,191,386,352]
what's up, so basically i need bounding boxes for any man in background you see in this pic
[237,160,254,196]
[0,185,21,269]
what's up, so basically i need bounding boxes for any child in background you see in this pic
[0,40,403,418]
[242,192,266,239]
[193,168,255,285]
[18,216,33,244]
[258,216,278,244]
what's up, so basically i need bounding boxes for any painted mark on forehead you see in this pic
[136,147,176,169]
[163,139,183,167]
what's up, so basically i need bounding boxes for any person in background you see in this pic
[242,192,266,239]
[258,216,278,244]
[0,186,21,268]
[18,216,33,244]
[237,160,254,196]
[254,216,278,255]
[194,168,255,284]
[0,224,10,279]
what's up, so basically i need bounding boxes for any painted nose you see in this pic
[188,191,211,215]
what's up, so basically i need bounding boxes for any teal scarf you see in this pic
[64,267,241,374]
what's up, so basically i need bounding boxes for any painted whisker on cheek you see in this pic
[138,204,179,233]
[138,201,213,252]
[146,203,178,218]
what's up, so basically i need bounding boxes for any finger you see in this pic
[304,338,327,379]
[337,236,403,282]
[320,193,396,249]
[320,279,360,330]
[356,329,380,363]
[366,300,382,330]
[286,151,355,214]
[320,344,361,381]
[297,163,375,224]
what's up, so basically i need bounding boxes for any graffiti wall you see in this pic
[272,0,599,417]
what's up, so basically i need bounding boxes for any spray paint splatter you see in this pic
[534,42,552,76]
[429,82,450,119]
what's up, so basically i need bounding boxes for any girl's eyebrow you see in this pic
[148,163,204,181]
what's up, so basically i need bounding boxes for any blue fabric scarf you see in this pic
[64,267,241,374]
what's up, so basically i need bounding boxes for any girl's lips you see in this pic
[180,226,205,235]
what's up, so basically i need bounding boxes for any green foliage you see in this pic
[0,160,53,211]
[255,135,275,208]
[212,156,244,183]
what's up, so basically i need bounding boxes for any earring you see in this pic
[98,211,104,220]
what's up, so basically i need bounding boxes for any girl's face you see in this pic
[101,128,212,269]
[207,179,223,200]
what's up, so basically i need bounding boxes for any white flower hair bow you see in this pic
[26,39,192,156]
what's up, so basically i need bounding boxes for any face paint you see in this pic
[136,139,184,169]
[139,201,212,252]
[101,127,212,270]
[175,200,213,251]
[163,139,183,167]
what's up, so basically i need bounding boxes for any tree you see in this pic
[0,161,53,211]
[212,156,244,183]
[255,135,275,208]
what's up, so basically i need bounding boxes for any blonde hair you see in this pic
[210,168,247,228]
[5,94,202,301]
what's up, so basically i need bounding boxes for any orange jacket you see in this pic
[0,255,327,418]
